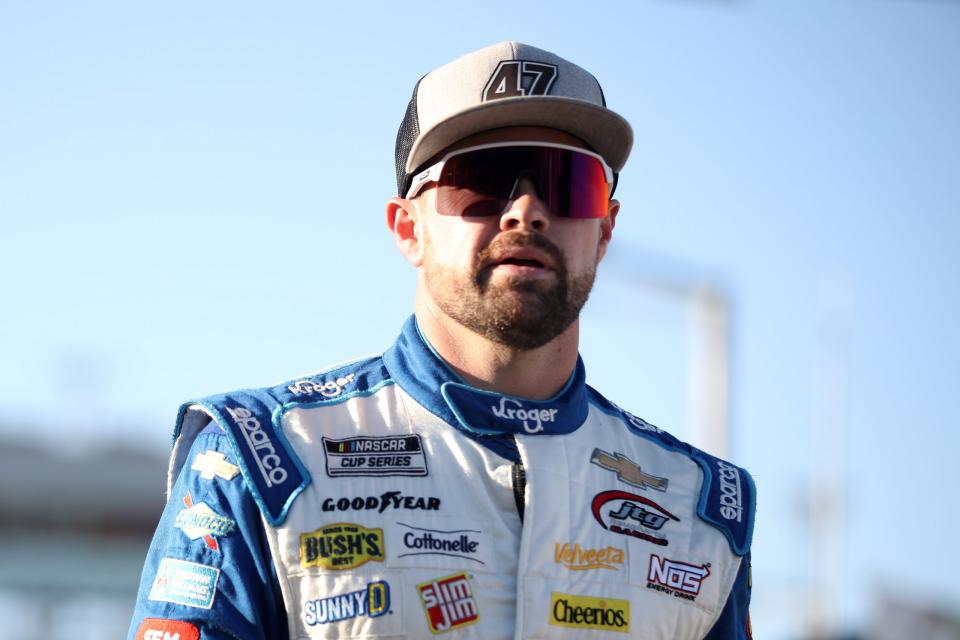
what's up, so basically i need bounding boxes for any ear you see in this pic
[596,198,620,262]
[386,196,425,267]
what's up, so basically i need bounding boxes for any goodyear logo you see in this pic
[299,523,384,571]
[549,592,630,633]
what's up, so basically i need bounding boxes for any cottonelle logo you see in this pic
[299,523,384,571]
[549,592,630,633]
[554,542,625,571]
[490,397,558,434]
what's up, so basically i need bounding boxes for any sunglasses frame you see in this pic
[404,141,615,203]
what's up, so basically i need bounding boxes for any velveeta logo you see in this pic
[299,523,384,571]
[550,592,630,633]
[554,542,625,571]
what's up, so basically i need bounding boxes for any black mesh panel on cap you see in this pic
[394,79,423,196]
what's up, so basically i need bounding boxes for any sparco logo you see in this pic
[287,373,355,398]
[398,522,485,565]
[592,490,680,547]
[299,523,384,571]
[717,460,744,522]
[490,397,558,434]
[647,555,711,601]
[226,406,287,487]
[321,491,440,514]
[549,592,630,633]
[417,572,480,633]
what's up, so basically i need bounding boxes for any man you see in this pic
[129,42,755,639]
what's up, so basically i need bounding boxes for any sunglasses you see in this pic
[405,141,614,219]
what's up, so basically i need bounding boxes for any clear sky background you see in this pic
[2,1,958,637]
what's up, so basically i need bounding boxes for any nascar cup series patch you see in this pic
[322,435,428,477]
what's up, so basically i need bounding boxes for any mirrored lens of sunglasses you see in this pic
[434,147,609,218]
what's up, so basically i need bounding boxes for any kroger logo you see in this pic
[490,397,558,434]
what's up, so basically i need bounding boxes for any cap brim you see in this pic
[405,97,633,176]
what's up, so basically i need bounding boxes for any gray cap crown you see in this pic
[394,41,633,196]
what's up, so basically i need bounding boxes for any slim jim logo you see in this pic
[549,592,630,633]
[417,572,479,633]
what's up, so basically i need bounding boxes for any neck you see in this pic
[414,291,581,400]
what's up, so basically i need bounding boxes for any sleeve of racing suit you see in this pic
[703,552,752,640]
[127,423,288,639]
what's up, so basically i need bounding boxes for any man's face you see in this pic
[411,127,618,350]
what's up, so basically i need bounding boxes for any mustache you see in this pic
[477,231,565,271]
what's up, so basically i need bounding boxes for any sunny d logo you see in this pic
[304,580,390,625]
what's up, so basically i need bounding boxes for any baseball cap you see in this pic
[394,41,633,196]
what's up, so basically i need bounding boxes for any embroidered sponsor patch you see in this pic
[288,373,356,398]
[321,492,440,513]
[148,558,220,609]
[300,523,385,571]
[549,592,630,633]
[592,490,680,546]
[175,492,236,551]
[590,448,668,492]
[226,405,291,488]
[303,579,391,626]
[322,435,428,477]
[554,542,625,571]
[134,618,200,640]
[393,521,487,565]
[191,450,240,481]
[646,555,711,601]
[417,572,480,634]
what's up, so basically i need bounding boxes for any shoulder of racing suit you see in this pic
[167,355,392,526]
[586,384,757,557]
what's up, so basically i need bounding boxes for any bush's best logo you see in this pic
[288,373,355,398]
[417,572,479,633]
[226,406,288,487]
[299,523,384,571]
[175,492,236,551]
[717,460,744,522]
[322,435,428,477]
[490,397,558,434]
[321,491,440,514]
[549,592,630,633]
[647,555,711,601]
[592,490,680,546]
[304,579,390,626]
[397,522,486,565]
[554,542,625,571]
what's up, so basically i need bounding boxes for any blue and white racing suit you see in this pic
[129,316,755,639]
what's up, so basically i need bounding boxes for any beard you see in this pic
[423,230,598,351]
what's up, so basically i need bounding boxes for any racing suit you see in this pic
[129,315,755,639]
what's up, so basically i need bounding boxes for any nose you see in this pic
[499,176,550,232]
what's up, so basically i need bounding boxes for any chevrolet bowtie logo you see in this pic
[192,450,241,481]
[590,448,668,492]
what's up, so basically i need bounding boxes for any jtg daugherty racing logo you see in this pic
[490,397,558,434]
[592,490,680,546]
[227,406,288,487]
[717,460,744,522]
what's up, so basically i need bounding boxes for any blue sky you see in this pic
[2,1,958,637]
